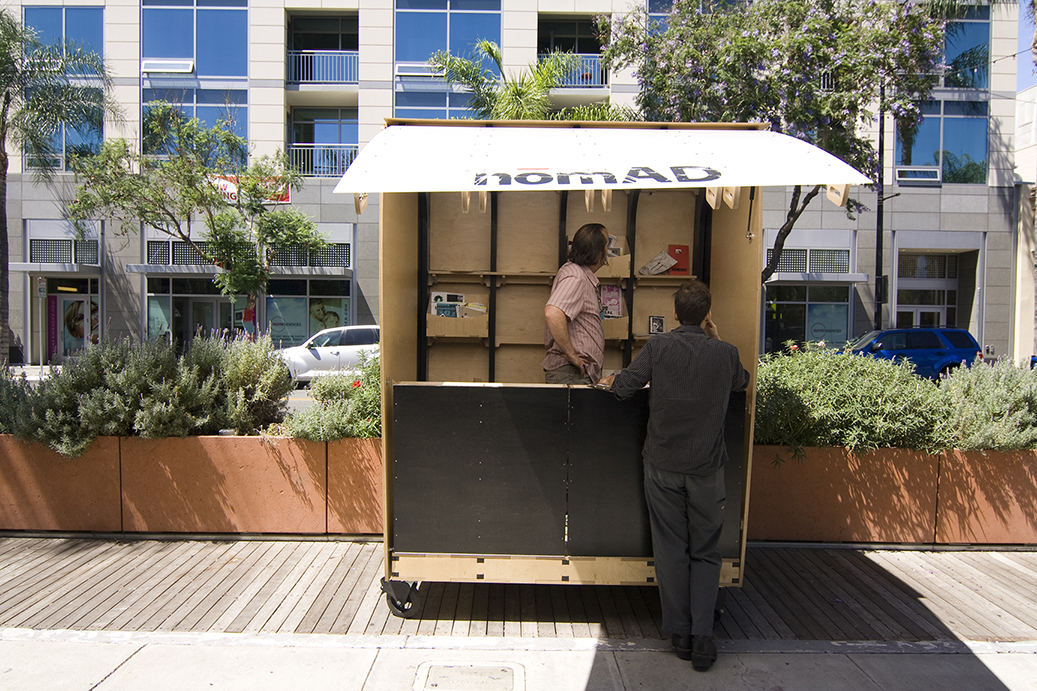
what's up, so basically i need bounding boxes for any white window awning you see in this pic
[333,121,871,196]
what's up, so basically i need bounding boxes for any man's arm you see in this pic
[545,305,593,369]
[609,340,653,399]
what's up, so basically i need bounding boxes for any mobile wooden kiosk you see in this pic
[334,120,869,616]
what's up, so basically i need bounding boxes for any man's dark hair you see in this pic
[568,223,609,266]
[674,280,711,326]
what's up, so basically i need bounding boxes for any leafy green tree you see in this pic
[429,39,586,120]
[0,9,118,364]
[68,102,325,333]
[602,0,949,282]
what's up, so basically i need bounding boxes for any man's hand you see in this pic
[701,313,719,340]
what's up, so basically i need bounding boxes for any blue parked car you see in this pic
[849,327,982,379]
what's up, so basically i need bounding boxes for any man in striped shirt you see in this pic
[604,280,749,672]
[542,223,611,384]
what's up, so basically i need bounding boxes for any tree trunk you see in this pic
[760,184,823,284]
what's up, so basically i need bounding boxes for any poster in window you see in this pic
[62,298,98,356]
[148,296,171,342]
[309,297,347,333]
[807,303,848,346]
[266,296,308,347]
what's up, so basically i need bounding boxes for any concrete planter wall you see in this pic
[0,436,121,532]
[749,446,1037,545]
[0,435,382,535]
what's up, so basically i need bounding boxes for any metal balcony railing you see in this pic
[541,54,608,88]
[288,143,358,177]
[286,50,359,84]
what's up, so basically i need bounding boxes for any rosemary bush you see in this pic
[6,334,291,456]
[936,357,1037,451]
[286,352,381,441]
[754,343,949,454]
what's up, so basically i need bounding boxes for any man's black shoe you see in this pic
[691,635,717,671]
[671,633,692,661]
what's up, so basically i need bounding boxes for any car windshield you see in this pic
[306,331,340,348]
[847,331,880,351]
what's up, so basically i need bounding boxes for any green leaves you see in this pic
[67,102,323,305]
[285,353,382,441]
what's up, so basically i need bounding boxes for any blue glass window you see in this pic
[23,8,105,169]
[141,3,247,76]
[396,12,448,62]
[143,89,248,153]
[449,12,500,56]
[291,108,358,145]
[142,9,194,59]
[896,100,987,184]
[395,0,499,63]
[23,7,62,46]
[944,20,989,89]
[197,10,248,76]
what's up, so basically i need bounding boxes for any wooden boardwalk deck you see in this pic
[0,537,1035,643]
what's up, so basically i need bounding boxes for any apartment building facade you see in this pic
[4,0,1033,364]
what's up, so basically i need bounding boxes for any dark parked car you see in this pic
[849,327,982,379]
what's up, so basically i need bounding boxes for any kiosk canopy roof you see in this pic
[333,122,871,195]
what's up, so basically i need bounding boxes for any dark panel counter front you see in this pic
[391,383,747,562]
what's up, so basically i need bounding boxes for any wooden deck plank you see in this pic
[467,583,490,637]
[434,583,460,636]
[563,584,591,638]
[180,541,281,632]
[96,542,213,631]
[451,583,475,637]
[274,542,352,633]
[794,548,905,641]
[33,541,172,630]
[767,547,886,641]
[144,541,256,632]
[206,541,294,632]
[67,541,199,630]
[627,586,660,640]
[327,544,384,635]
[593,586,626,639]
[156,541,264,632]
[486,584,506,637]
[535,585,555,638]
[296,542,364,634]
[0,542,126,627]
[518,584,537,638]
[550,585,574,638]
[348,554,390,636]
[977,553,1037,599]
[924,552,1037,637]
[501,584,520,637]
[414,582,444,636]
[0,541,117,618]
[235,542,327,633]
[744,550,828,639]
[823,549,950,641]
[865,551,1006,641]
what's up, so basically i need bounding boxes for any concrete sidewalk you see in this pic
[2,628,1035,691]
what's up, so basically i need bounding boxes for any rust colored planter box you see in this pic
[748,446,939,544]
[328,437,383,534]
[0,435,121,532]
[121,436,327,534]
[936,450,1037,545]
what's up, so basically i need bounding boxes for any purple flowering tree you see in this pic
[602,0,947,282]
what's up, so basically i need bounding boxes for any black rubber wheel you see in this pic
[385,587,420,618]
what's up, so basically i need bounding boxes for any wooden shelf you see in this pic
[429,271,556,286]
[634,273,697,286]
[427,314,489,339]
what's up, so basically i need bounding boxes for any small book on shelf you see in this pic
[600,285,622,318]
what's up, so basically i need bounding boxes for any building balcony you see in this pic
[540,54,608,88]
[287,50,359,84]
[288,143,358,178]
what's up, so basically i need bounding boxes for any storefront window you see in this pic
[764,285,850,352]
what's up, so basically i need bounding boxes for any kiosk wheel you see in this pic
[381,578,420,618]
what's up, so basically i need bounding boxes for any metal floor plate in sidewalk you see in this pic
[0,537,1035,644]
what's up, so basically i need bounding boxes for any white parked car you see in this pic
[280,325,380,382]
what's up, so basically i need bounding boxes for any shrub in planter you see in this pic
[285,353,381,441]
[937,358,1037,451]
[754,344,950,455]
[9,335,291,457]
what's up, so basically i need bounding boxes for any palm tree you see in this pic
[428,40,581,120]
[0,9,117,365]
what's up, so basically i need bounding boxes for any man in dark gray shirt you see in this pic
[604,280,749,672]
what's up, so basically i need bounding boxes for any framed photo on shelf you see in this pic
[649,316,665,334]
